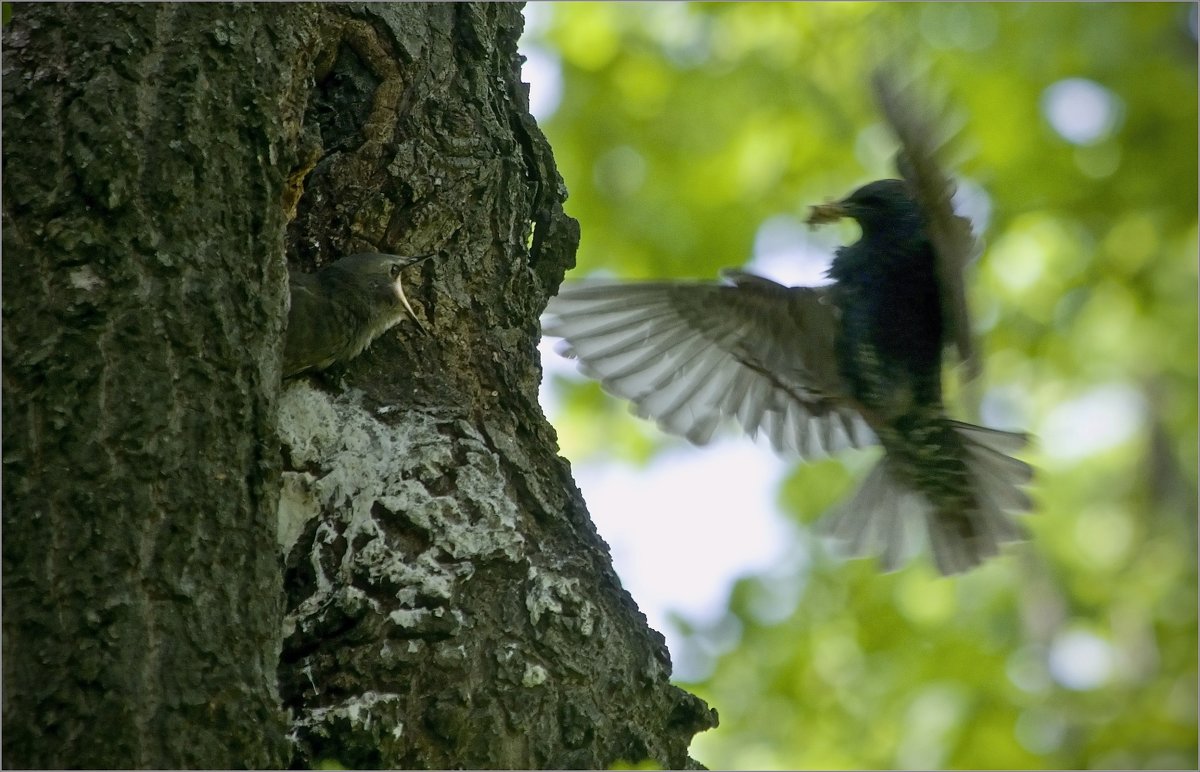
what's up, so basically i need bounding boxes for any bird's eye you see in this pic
[389,263,402,279]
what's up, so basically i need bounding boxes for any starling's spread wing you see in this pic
[872,68,980,380]
[542,271,875,457]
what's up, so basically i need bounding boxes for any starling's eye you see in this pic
[389,263,402,279]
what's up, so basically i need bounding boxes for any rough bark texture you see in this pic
[2,4,299,768]
[273,4,717,768]
[3,3,716,769]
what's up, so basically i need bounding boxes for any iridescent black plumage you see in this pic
[825,180,945,415]
[541,72,1033,574]
[815,179,1025,573]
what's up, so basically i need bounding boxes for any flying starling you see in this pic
[284,252,430,379]
[541,71,1033,575]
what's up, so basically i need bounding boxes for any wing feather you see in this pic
[542,273,874,458]
[873,67,980,380]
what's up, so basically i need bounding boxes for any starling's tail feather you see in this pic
[823,458,928,572]
[825,422,1033,574]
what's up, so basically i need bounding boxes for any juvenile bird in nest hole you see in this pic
[283,252,431,379]
[541,70,1034,575]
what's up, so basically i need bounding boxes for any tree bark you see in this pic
[3,4,716,769]
[2,4,299,767]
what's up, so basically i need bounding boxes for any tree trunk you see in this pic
[2,4,716,769]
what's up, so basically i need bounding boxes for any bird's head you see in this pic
[332,252,433,334]
[805,179,923,239]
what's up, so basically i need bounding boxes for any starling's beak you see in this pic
[405,253,437,268]
[805,200,850,228]
[395,253,436,336]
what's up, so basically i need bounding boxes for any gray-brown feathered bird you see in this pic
[541,72,1032,575]
[284,252,429,379]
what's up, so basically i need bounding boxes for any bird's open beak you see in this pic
[394,253,436,336]
[805,200,850,227]
[405,253,437,268]
[394,282,428,335]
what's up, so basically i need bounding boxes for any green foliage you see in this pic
[529,3,1196,769]
[609,759,663,771]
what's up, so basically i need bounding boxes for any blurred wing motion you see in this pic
[542,70,1032,576]
[542,271,875,457]
[873,67,981,380]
